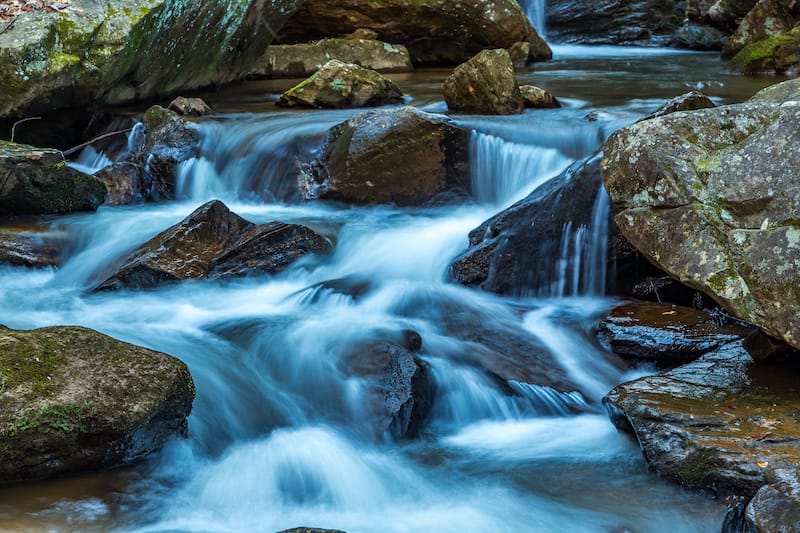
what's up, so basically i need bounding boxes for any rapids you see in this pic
[0,47,784,532]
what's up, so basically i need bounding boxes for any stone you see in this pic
[722,0,796,59]
[95,200,331,291]
[604,340,800,497]
[0,226,68,268]
[0,324,194,483]
[0,141,106,215]
[299,106,470,206]
[94,162,149,206]
[672,23,729,50]
[730,24,800,75]
[277,529,346,533]
[601,79,800,351]
[519,85,561,108]
[274,0,551,66]
[254,39,412,78]
[644,91,716,119]
[442,49,524,115]
[744,471,800,532]
[749,76,800,102]
[277,60,404,109]
[167,96,213,116]
[709,0,761,25]
[508,41,530,69]
[598,301,755,367]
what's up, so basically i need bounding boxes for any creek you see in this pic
[0,46,782,532]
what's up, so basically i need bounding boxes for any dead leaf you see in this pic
[756,461,769,468]
[662,310,677,315]
[745,431,772,442]
[24,153,42,161]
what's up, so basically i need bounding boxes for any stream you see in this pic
[0,46,783,532]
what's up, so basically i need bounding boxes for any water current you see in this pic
[0,46,783,532]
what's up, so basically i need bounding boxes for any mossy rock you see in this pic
[0,324,194,483]
[729,25,800,74]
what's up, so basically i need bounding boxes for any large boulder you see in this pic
[729,24,800,74]
[0,324,194,483]
[0,141,106,215]
[604,340,800,497]
[95,200,331,290]
[299,106,471,206]
[254,39,412,78]
[721,0,796,59]
[277,60,403,109]
[442,49,524,115]
[601,79,800,350]
[274,0,551,66]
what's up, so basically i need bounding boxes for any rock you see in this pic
[508,41,531,69]
[343,28,378,40]
[597,301,754,367]
[519,85,561,108]
[94,162,150,206]
[645,91,716,119]
[95,200,331,291]
[672,23,730,50]
[749,76,800,102]
[442,49,524,115]
[604,340,800,497]
[299,106,470,206]
[254,39,412,78]
[277,529,346,533]
[277,60,404,109]
[0,225,68,268]
[340,340,430,439]
[167,97,213,116]
[0,324,194,483]
[730,24,800,74]
[722,0,796,59]
[601,80,800,350]
[709,0,760,25]
[275,0,551,66]
[0,141,106,215]
[744,471,800,532]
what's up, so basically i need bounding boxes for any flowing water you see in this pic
[0,47,785,533]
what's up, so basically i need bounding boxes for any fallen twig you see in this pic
[62,127,133,157]
[10,116,42,142]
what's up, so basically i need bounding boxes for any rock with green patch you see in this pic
[604,340,800,496]
[729,24,800,74]
[722,0,796,59]
[0,324,194,483]
[601,79,800,350]
[0,141,106,215]
[443,49,524,115]
[95,200,331,290]
[277,60,403,109]
[254,39,412,78]
[299,106,471,205]
[274,0,551,66]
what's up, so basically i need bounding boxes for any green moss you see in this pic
[0,335,64,394]
[6,401,92,436]
[330,78,347,91]
[730,35,791,72]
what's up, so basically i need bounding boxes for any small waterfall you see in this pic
[521,0,547,38]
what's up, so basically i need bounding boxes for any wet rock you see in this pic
[722,0,796,59]
[95,200,331,291]
[601,78,800,351]
[519,85,561,108]
[605,341,800,497]
[672,23,729,50]
[94,162,149,206]
[443,49,524,115]
[277,529,347,533]
[709,0,761,25]
[645,91,716,119]
[0,324,194,483]
[275,0,551,66]
[0,226,68,268]
[167,96,213,117]
[299,106,470,206]
[0,141,106,215]
[508,41,531,69]
[255,39,412,78]
[730,24,800,74]
[277,60,404,109]
[597,301,754,367]
[743,471,800,532]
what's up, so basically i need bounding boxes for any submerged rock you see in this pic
[255,39,412,78]
[0,324,194,483]
[300,106,470,206]
[277,60,404,109]
[0,141,106,215]
[95,200,331,291]
[443,49,524,115]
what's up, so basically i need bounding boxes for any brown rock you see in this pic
[519,84,561,108]
[167,96,213,116]
[722,0,796,59]
[442,49,524,115]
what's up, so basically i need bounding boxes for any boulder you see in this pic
[94,162,149,206]
[0,141,106,215]
[729,24,800,74]
[645,90,716,119]
[519,85,561,108]
[597,301,754,367]
[274,0,551,66]
[277,60,404,109]
[672,23,730,50]
[0,324,194,483]
[442,49,524,115]
[604,340,800,497]
[508,41,531,69]
[299,106,470,206]
[95,200,331,291]
[601,79,800,350]
[254,39,412,78]
[137,105,199,200]
[742,471,800,531]
[0,226,68,268]
[167,97,213,116]
[709,0,760,25]
[722,0,796,59]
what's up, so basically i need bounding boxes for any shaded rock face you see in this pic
[300,106,471,206]
[443,49,524,115]
[255,39,412,78]
[722,0,795,59]
[0,324,194,483]
[0,226,69,268]
[598,301,755,367]
[673,22,730,50]
[168,96,213,116]
[604,340,800,497]
[95,200,331,291]
[277,60,404,109]
[730,24,800,74]
[645,90,716,119]
[0,141,106,215]
[275,0,551,66]
[602,80,800,351]
[94,162,149,206]
[743,471,800,532]
[519,85,561,108]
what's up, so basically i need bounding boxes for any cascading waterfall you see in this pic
[520,0,547,38]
